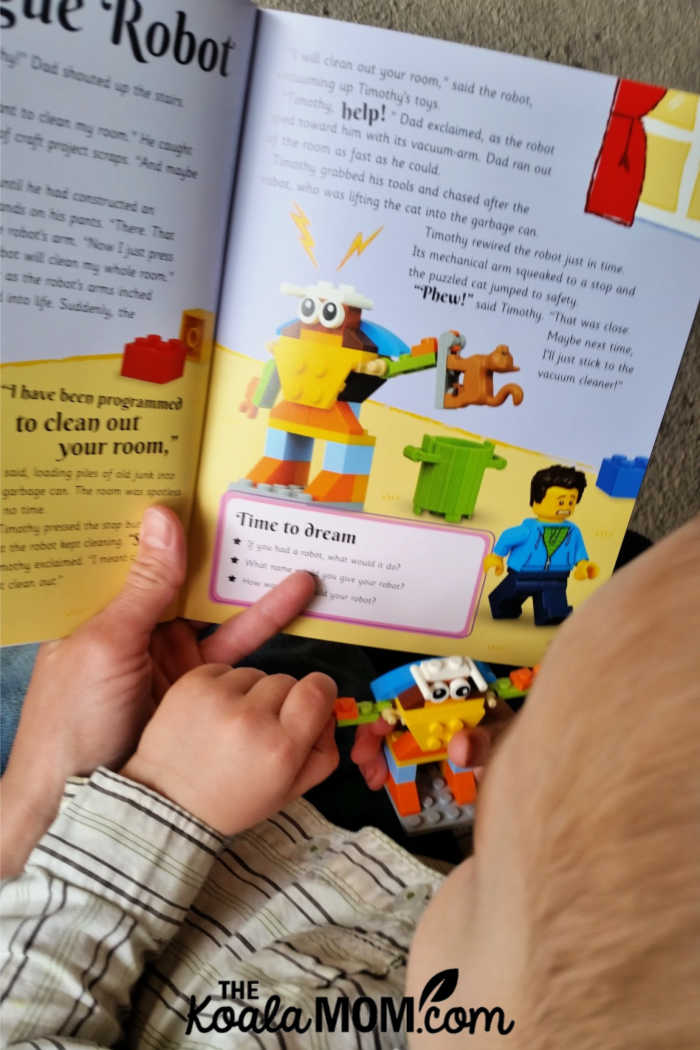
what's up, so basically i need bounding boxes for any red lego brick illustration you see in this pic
[120,334,187,384]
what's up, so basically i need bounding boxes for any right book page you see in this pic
[184,10,699,666]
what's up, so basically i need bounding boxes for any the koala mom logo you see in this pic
[185,968,515,1038]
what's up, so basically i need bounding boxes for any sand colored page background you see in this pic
[1,355,210,644]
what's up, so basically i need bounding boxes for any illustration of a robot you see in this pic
[239,281,446,510]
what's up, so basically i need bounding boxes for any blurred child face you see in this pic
[407,516,700,1048]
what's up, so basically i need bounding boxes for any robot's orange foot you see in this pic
[441,761,477,805]
[306,471,369,504]
[385,774,421,816]
[246,457,310,487]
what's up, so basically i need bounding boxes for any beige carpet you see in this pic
[258,0,699,540]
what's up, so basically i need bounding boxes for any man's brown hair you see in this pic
[530,465,587,505]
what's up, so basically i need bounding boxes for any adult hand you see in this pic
[1,506,316,876]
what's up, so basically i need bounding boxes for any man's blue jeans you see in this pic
[1,645,39,773]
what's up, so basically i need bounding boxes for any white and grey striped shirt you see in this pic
[1,768,444,1049]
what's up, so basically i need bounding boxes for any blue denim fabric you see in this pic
[1,644,39,773]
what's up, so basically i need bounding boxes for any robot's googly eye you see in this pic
[429,682,449,702]
[449,677,472,699]
[319,299,345,329]
[298,296,319,324]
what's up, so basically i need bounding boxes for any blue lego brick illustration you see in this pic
[596,455,649,498]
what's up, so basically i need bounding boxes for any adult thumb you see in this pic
[95,506,187,645]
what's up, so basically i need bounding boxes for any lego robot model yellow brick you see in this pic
[391,656,491,753]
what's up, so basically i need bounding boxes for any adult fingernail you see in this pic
[307,572,324,595]
[141,507,175,550]
[307,671,338,697]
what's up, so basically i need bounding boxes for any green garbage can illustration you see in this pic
[403,435,507,522]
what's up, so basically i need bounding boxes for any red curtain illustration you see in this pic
[585,79,667,226]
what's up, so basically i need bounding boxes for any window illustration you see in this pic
[586,80,699,238]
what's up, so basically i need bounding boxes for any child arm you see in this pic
[0,770,222,1049]
[1,662,338,1047]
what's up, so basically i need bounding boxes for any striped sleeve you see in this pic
[0,767,223,1049]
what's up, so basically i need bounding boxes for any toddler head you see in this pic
[408,516,700,1048]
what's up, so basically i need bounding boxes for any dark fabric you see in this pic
[614,528,652,569]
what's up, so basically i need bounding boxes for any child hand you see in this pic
[121,665,339,835]
[351,717,395,789]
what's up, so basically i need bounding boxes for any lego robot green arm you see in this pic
[252,360,281,409]
[333,698,396,727]
[383,352,437,378]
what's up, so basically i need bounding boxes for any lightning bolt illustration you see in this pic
[290,202,318,268]
[336,226,384,270]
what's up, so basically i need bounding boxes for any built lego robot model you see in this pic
[335,657,535,834]
[239,281,453,510]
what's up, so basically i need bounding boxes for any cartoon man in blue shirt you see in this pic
[484,464,598,627]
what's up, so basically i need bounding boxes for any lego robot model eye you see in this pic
[298,296,319,324]
[429,682,450,702]
[319,299,345,329]
[449,677,472,699]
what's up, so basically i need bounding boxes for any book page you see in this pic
[185,11,699,666]
[0,0,257,644]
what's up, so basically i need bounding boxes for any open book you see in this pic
[2,0,698,666]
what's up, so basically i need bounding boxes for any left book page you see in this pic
[0,0,257,644]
